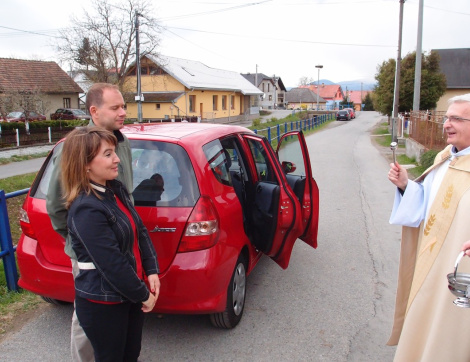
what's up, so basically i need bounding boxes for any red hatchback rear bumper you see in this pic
[17,234,239,314]
[17,235,74,302]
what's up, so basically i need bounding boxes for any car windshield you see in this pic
[71,109,86,115]
[7,112,23,117]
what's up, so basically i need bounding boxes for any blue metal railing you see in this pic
[0,188,29,291]
[254,114,332,145]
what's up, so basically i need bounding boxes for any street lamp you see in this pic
[315,65,323,111]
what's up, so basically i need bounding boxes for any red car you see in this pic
[344,108,356,119]
[17,123,319,328]
[3,111,46,122]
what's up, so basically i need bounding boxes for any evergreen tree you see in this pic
[363,93,374,111]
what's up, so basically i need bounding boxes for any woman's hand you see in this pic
[142,274,160,313]
[142,293,156,313]
[147,274,160,301]
[461,240,470,257]
[388,162,408,191]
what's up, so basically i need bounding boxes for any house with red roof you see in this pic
[0,58,83,117]
[300,84,345,110]
[347,90,372,111]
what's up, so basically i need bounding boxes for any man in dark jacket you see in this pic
[46,83,133,362]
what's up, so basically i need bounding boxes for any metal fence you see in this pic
[0,188,29,291]
[407,110,447,151]
[253,114,333,146]
[0,126,73,149]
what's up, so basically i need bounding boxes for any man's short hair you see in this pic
[85,83,120,113]
[448,93,470,105]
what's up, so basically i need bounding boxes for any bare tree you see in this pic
[0,87,51,119]
[298,76,314,86]
[57,0,162,88]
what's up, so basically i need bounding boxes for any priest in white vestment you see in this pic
[387,94,470,362]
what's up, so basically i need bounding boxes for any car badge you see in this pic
[150,226,176,233]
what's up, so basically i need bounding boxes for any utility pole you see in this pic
[315,65,323,111]
[413,0,424,111]
[135,11,143,122]
[392,0,405,142]
[273,74,276,109]
[255,64,259,107]
[361,82,363,110]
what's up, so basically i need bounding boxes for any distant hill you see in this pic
[288,79,375,91]
[337,80,375,91]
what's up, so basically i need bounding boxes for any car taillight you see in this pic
[178,196,219,253]
[19,208,36,239]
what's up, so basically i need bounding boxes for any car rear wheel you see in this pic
[41,296,70,305]
[210,253,247,329]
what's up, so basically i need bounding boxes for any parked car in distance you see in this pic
[2,111,46,122]
[50,108,91,121]
[344,108,356,119]
[336,110,351,121]
[17,122,320,329]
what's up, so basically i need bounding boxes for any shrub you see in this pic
[252,118,261,127]
[420,149,440,170]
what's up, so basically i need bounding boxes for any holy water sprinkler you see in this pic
[390,142,398,164]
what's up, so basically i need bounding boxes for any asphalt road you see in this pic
[0,111,402,361]
[0,157,46,179]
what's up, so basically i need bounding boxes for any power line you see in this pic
[159,0,272,21]
[0,25,62,39]
[165,26,396,48]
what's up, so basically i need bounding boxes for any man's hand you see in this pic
[388,162,409,191]
[461,240,470,257]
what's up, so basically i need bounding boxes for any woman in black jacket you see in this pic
[61,127,160,362]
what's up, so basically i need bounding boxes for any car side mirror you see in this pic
[281,161,296,174]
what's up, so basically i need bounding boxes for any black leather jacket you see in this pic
[68,180,159,303]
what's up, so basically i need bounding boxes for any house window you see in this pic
[268,83,270,92]
[155,104,161,110]
[222,95,227,110]
[262,83,265,92]
[269,95,272,101]
[189,95,196,112]
[231,95,235,110]
[63,98,71,108]
[213,95,218,110]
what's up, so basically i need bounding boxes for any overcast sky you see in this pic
[1,0,469,87]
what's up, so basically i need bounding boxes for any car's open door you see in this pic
[241,134,307,269]
[277,131,319,248]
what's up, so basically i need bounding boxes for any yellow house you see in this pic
[123,55,263,122]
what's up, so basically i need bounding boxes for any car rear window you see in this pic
[130,140,199,207]
[33,142,63,200]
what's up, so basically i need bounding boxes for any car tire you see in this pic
[41,296,70,305]
[210,253,247,329]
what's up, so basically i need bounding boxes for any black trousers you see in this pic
[75,296,145,362]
